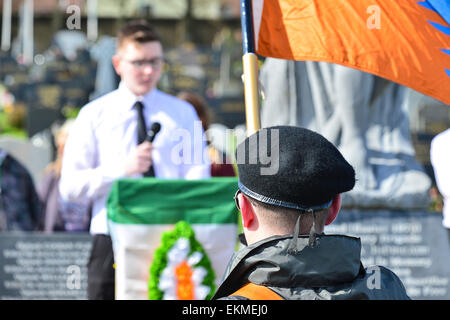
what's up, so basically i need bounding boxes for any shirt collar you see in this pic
[118,82,158,111]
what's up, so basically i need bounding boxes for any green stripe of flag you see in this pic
[107,178,239,225]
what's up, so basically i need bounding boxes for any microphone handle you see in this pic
[146,131,158,142]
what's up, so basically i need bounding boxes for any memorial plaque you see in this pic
[21,83,63,110]
[0,61,21,81]
[0,233,92,300]
[43,59,71,83]
[207,97,245,129]
[159,45,246,129]
[26,107,62,138]
[60,82,91,109]
[327,210,450,300]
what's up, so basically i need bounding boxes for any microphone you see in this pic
[146,122,161,142]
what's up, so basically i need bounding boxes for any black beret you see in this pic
[236,126,355,211]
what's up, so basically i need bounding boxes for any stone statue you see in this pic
[260,58,431,209]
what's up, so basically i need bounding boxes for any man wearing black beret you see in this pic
[212,126,410,300]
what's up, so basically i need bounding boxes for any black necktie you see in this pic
[134,101,155,177]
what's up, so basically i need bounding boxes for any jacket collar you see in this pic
[213,234,364,299]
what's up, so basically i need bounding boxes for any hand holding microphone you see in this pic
[124,122,161,176]
[146,122,161,142]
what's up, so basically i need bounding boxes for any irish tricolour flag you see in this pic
[107,178,238,300]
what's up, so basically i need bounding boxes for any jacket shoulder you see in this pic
[364,265,411,300]
[216,295,249,300]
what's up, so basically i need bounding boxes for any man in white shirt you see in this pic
[430,128,450,242]
[59,20,210,299]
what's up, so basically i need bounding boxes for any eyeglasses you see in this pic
[234,190,242,210]
[123,57,164,70]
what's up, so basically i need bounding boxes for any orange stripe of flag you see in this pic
[255,0,450,105]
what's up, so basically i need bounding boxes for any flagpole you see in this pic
[240,0,261,136]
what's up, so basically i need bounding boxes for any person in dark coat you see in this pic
[0,149,42,231]
[212,126,410,300]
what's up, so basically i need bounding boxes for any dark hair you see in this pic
[117,20,161,49]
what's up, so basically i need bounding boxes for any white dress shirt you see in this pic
[59,83,211,234]
[430,128,450,229]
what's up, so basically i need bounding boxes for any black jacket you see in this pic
[0,151,42,231]
[213,234,410,300]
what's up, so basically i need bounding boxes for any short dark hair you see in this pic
[117,20,161,49]
[248,195,329,234]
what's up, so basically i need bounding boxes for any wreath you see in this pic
[148,221,216,300]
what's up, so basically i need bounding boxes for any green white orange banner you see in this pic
[107,178,239,300]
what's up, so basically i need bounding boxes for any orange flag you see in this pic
[252,0,450,105]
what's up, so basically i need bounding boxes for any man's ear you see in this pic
[325,194,341,225]
[112,54,122,76]
[239,193,255,229]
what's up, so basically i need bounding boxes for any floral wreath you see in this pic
[148,221,216,300]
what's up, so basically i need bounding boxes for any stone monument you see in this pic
[260,59,432,210]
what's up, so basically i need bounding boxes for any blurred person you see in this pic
[0,148,42,231]
[177,91,235,177]
[430,128,450,244]
[213,126,410,300]
[429,186,443,212]
[59,21,210,300]
[37,119,91,233]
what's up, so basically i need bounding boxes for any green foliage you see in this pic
[62,106,81,119]
[0,110,27,138]
[148,221,216,300]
